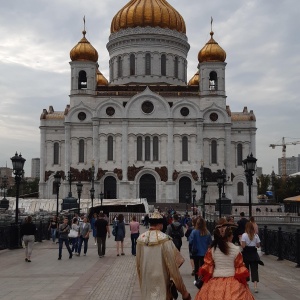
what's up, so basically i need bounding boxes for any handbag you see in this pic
[169,280,178,299]
[68,229,78,238]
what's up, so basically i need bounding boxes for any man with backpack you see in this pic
[166,214,184,251]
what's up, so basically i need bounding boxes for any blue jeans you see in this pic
[78,236,89,255]
[50,228,57,242]
[70,237,78,253]
[131,233,139,255]
[58,238,72,258]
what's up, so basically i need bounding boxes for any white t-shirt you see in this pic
[241,233,260,246]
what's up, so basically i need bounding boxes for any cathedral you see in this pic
[39,0,257,207]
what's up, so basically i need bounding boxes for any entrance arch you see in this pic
[179,176,191,203]
[104,176,117,199]
[139,174,156,202]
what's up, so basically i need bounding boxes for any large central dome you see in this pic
[111,0,186,34]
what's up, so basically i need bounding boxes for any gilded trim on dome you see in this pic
[198,31,226,63]
[111,0,186,34]
[188,71,199,86]
[70,31,98,62]
[97,69,108,86]
[231,113,256,122]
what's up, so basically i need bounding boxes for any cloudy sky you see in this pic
[0,0,299,176]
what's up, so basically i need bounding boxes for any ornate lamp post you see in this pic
[201,183,208,219]
[217,169,226,219]
[76,181,83,214]
[10,152,26,224]
[90,164,95,209]
[99,191,104,207]
[192,188,197,215]
[67,170,73,197]
[54,171,61,217]
[243,153,257,217]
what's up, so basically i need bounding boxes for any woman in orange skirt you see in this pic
[194,223,254,300]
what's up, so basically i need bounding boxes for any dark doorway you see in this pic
[179,177,191,204]
[104,176,117,199]
[139,174,156,202]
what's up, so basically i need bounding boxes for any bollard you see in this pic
[277,227,283,261]
[296,229,300,268]
[264,225,269,255]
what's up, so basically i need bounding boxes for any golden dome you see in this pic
[70,30,98,62]
[188,71,199,86]
[198,31,226,63]
[111,0,186,34]
[97,69,108,86]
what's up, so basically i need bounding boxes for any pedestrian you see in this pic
[70,217,79,254]
[58,217,73,260]
[48,215,59,243]
[94,212,110,258]
[249,216,259,234]
[77,217,91,256]
[186,216,197,276]
[144,214,149,228]
[194,222,254,300]
[166,213,184,251]
[115,213,126,256]
[20,216,36,262]
[189,217,212,283]
[129,215,139,256]
[90,212,98,245]
[241,222,262,293]
[235,212,248,244]
[136,210,191,300]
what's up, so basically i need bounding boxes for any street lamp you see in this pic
[90,164,95,209]
[99,191,104,206]
[192,188,197,215]
[54,171,61,217]
[217,169,226,219]
[243,153,257,217]
[10,152,26,224]
[76,181,83,214]
[67,170,73,197]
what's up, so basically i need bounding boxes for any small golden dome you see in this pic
[97,69,108,86]
[198,31,226,63]
[70,30,98,62]
[111,0,186,34]
[188,71,199,86]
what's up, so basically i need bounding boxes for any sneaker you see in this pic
[94,242,97,245]
[121,253,125,256]
[83,253,86,256]
[25,258,28,262]
[58,257,61,260]
[254,288,258,293]
[191,270,195,276]
[99,255,103,258]
[69,254,73,259]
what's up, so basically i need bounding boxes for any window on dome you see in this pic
[79,139,84,163]
[153,136,159,161]
[118,56,122,77]
[145,53,151,75]
[237,182,244,196]
[78,70,87,89]
[209,71,218,91]
[211,140,217,164]
[137,136,142,161]
[237,143,243,166]
[174,57,178,78]
[145,137,150,161]
[182,136,188,161]
[161,54,166,76]
[130,54,135,75]
[107,136,113,161]
[53,142,59,165]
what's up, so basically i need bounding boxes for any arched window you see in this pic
[153,136,159,161]
[161,54,166,76]
[118,56,122,77]
[137,136,142,161]
[107,136,113,161]
[182,136,188,161]
[145,53,151,75]
[130,54,135,75]
[237,143,243,166]
[237,182,244,196]
[78,70,87,89]
[53,142,59,165]
[174,56,178,78]
[211,140,217,164]
[209,71,218,90]
[79,139,84,163]
[145,136,151,161]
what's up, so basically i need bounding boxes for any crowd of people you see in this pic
[20,210,263,299]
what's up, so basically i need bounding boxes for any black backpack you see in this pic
[170,224,182,250]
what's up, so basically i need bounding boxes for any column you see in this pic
[167,120,174,181]
[92,120,99,170]
[196,119,204,172]
[225,126,231,181]
[65,123,71,174]
[122,120,128,181]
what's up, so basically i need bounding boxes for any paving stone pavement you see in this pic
[0,225,299,300]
